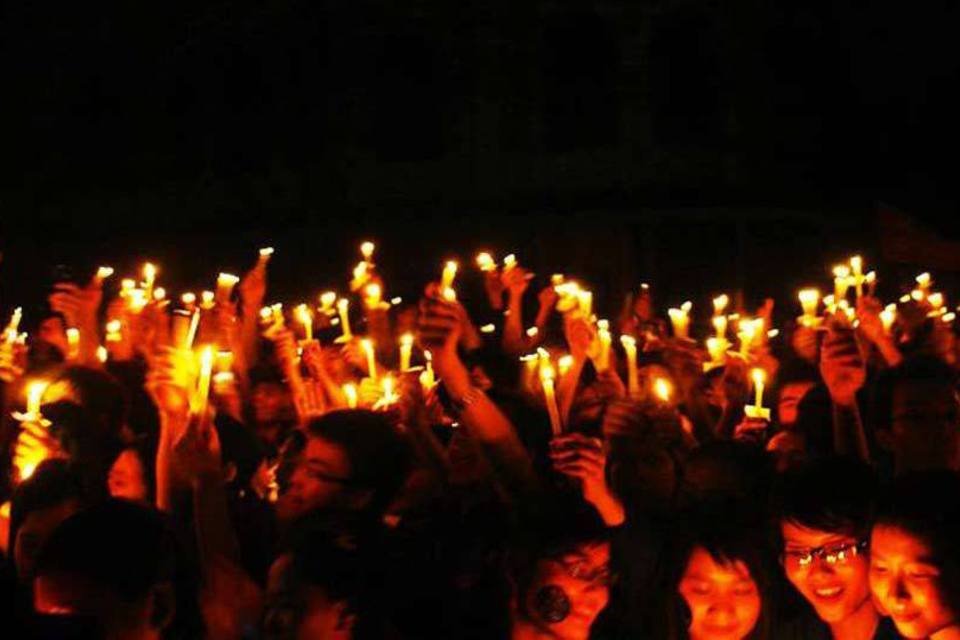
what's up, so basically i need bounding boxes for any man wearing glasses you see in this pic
[774,457,900,640]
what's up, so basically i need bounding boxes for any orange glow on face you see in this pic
[679,547,761,640]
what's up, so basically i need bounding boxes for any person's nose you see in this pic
[706,596,737,625]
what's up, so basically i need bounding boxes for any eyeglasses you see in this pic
[782,539,868,568]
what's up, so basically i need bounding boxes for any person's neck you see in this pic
[829,597,879,640]
[931,624,960,640]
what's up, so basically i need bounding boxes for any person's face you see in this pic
[514,541,611,640]
[252,383,294,424]
[275,437,361,523]
[108,449,149,503]
[263,555,351,640]
[891,381,960,472]
[678,546,761,640]
[15,500,80,581]
[37,317,68,355]
[778,382,815,427]
[870,524,958,639]
[34,573,162,640]
[765,431,806,473]
[780,521,871,625]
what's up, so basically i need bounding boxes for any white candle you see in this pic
[880,304,897,334]
[798,288,820,322]
[539,360,562,436]
[420,350,437,394]
[361,338,377,380]
[65,328,80,361]
[216,273,240,303]
[596,319,612,371]
[201,291,216,310]
[744,368,771,420]
[105,319,122,343]
[142,263,157,300]
[476,252,496,272]
[343,383,359,409]
[713,294,729,317]
[620,335,639,397]
[192,346,214,417]
[295,304,313,341]
[360,241,375,261]
[258,247,274,264]
[441,261,458,301]
[26,380,48,418]
[95,266,114,282]
[712,315,728,340]
[833,265,851,303]
[363,283,382,310]
[668,301,693,340]
[399,333,414,371]
[337,299,352,342]
[557,354,574,377]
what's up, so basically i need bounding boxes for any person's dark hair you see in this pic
[874,470,960,617]
[8,459,85,578]
[872,355,959,434]
[303,410,411,515]
[663,509,774,640]
[777,359,820,389]
[773,456,877,543]
[33,499,202,638]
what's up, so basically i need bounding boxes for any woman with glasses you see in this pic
[774,456,899,639]
[870,471,960,640]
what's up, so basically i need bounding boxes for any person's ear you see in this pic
[148,582,176,630]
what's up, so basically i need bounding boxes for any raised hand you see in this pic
[417,286,462,356]
[820,317,866,407]
[564,316,595,361]
[550,433,625,526]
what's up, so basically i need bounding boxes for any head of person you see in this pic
[874,356,960,473]
[870,471,960,639]
[510,535,612,639]
[263,515,371,640]
[668,515,771,640]
[9,459,85,583]
[275,410,411,524]
[32,500,192,640]
[107,442,153,504]
[249,370,296,425]
[774,457,877,627]
[775,360,820,429]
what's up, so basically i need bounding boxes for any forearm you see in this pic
[831,400,870,461]
[502,295,526,355]
[557,357,586,427]
[193,473,241,567]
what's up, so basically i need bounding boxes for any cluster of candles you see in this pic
[8,243,960,480]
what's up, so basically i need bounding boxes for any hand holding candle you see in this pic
[440,260,458,302]
[295,304,313,341]
[668,301,693,340]
[620,335,639,397]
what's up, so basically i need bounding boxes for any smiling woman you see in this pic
[870,472,960,640]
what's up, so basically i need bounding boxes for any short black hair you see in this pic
[34,500,176,601]
[874,471,960,616]
[773,456,878,542]
[303,410,412,515]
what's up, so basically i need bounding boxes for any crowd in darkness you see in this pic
[0,244,959,640]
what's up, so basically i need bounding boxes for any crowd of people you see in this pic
[0,243,959,640]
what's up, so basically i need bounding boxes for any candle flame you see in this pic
[259,247,274,257]
[181,292,196,305]
[713,294,729,315]
[96,266,114,280]
[653,378,672,402]
[751,368,766,386]
[476,252,496,272]
[360,241,375,260]
[557,355,574,376]
[480,324,495,333]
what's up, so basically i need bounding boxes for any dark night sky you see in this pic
[3,1,960,315]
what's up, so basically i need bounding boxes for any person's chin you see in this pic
[808,586,856,621]
[890,612,929,639]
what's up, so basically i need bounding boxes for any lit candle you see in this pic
[153,287,167,302]
[916,272,932,294]
[833,265,851,303]
[539,359,562,436]
[476,252,496,272]
[880,304,897,333]
[377,375,399,410]
[142,263,157,300]
[360,241,375,262]
[668,301,693,340]
[441,260,458,302]
[744,368,771,420]
[620,335,639,397]
[213,351,235,393]
[503,254,517,270]
[216,273,240,303]
[343,383,359,409]
[363,283,382,310]
[65,328,80,361]
[865,271,877,297]
[577,290,593,318]
[4,307,23,344]
[295,304,313,341]
[713,294,729,317]
[557,354,574,377]
[192,346,215,418]
[336,299,352,342]
[361,338,377,380]
[105,319,122,343]
[850,255,864,299]
[738,318,761,358]
[526,326,539,338]
[186,309,201,350]
[798,288,820,325]
[928,292,945,310]
[420,350,437,393]
[351,261,370,292]
[201,291,216,310]
[270,303,284,327]
[95,266,114,282]
[399,333,414,371]
[96,346,108,364]
[319,291,337,315]
[480,324,496,334]
[653,377,672,404]
[712,315,728,340]
[181,292,197,313]
[706,337,728,366]
[596,319,612,371]
[26,380,48,419]
[258,247,274,265]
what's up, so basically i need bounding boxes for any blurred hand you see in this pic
[720,358,750,410]
[855,295,886,346]
[13,420,66,482]
[550,433,624,526]
[239,263,267,313]
[732,416,769,445]
[564,316,595,361]
[791,324,819,364]
[145,347,193,420]
[172,411,222,486]
[48,280,102,329]
[502,265,531,300]
[483,270,505,310]
[417,287,462,356]
[820,318,866,407]
[537,285,559,314]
